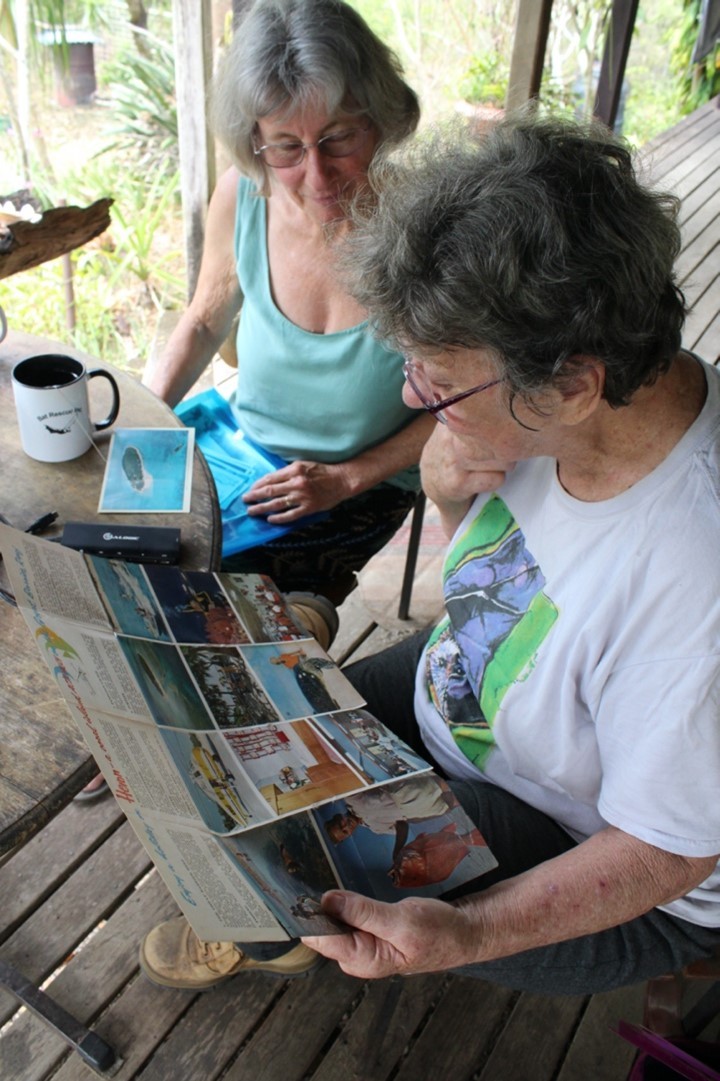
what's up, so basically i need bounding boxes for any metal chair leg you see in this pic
[397,491,427,621]
[0,960,119,1073]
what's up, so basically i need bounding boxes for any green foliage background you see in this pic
[0,0,716,373]
[347,0,716,146]
[0,3,182,373]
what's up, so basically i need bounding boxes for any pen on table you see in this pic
[25,511,59,535]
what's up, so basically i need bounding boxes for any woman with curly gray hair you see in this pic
[298,115,720,993]
[146,0,429,606]
[348,115,686,409]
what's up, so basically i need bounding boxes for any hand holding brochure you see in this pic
[175,388,327,558]
[0,524,497,944]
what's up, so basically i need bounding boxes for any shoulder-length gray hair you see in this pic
[209,0,420,196]
[347,113,686,409]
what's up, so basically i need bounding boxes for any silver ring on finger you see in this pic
[284,496,293,509]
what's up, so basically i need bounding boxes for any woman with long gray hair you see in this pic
[146,0,431,606]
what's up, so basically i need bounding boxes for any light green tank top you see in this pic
[229,178,419,490]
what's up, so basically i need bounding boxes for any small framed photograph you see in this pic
[99,428,194,513]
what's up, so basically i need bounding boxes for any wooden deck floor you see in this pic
[1,102,719,1080]
[640,98,720,362]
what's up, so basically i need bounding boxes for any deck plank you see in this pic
[330,586,379,666]
[0,822,151,1026]
[639,101,718,161]
[693,306,720,363]
[684,264,720,356]
[47,972,216,1081]
[220,964,364,1081]
[391,976,518,1081]
[556,982,645,1081]
[0,797,126,939]
[646,121,720,200]
[310,973,442,1081]
[680,167,720,236]
[476,991,587,1080]
[132,976,287,1081]
[0,873,177,1081]
[676,206,720,286]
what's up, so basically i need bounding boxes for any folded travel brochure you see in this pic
[0,524,497,942]
[175,388,327,558]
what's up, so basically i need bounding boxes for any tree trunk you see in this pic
[124,0,151,57]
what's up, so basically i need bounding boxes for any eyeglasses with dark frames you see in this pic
[253,124,372,169]
[402,359,502,424]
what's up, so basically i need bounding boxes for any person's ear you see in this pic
[555,357,605,426]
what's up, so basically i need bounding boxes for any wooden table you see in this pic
[0,331,221,1071]
[0,330,221,855]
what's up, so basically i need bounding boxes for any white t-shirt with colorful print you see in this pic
[415,358,720,927]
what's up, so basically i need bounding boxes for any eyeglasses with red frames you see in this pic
[402,359,502,424]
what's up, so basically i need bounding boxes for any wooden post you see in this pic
[58,200,76,333]
[172,0,216,302]
[505,0,554,113]
[14,0,32,180]
[593,0,639,129]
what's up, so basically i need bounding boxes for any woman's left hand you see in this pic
[243,460,353,522]
[301,890,474,979]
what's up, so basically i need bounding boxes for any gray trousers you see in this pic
[244,632,720,993]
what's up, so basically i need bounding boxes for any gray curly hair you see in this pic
[209,0,420,197]
[346,113,687,409]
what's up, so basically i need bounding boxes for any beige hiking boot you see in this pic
[139,915,320,989]
[286,592,339,651]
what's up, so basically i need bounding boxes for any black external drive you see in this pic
[61,522,181,564]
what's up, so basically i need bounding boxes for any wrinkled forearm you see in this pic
[303,829,717,980]
[456,828,718,964]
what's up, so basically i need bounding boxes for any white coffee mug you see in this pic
[12,353,120,462]
[0,304,7,343]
